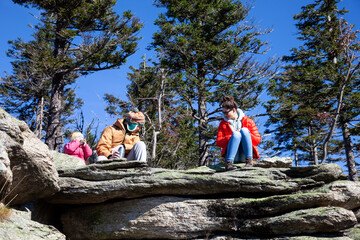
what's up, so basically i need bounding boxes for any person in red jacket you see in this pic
[216,96,261,170]
[63,132,92,165]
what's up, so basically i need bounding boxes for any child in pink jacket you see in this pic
[63,132,92,164]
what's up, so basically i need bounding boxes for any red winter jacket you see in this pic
[63,139,92,164]
[216,115,261,159]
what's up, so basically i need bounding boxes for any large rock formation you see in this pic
[1,109,360,239]
[50,159,360,239]
[0,108,59,205]
[47,161,344,204]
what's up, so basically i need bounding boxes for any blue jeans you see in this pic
[225,128,252,163]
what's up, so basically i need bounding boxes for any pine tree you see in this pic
[151,0,277,166]
[334,20,360,180]
[11,0,142,150]
[0,24,82,141]
[104,57,199,169]
[266,0,360,180]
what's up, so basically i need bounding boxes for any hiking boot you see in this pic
[244,158,253,167]
[225,161,237,171]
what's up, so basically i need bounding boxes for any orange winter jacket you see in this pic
[216,115,261,159]
[96,118,140,158]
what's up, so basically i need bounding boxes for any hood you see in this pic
[224,108,245,132]
[113,118,126,130]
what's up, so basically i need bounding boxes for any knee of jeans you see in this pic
[240,127,250,135]
[232,131,241,139]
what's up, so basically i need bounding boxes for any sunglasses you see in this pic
[129,122,144,127]
[127,121,144,131]
[222,109,232,115]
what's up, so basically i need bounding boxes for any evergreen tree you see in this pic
[335,20,360,181]
[11,0,142,150]
[266,0,360,180]
[151,0,277,166]
[0,24,82,141]
[104,57,198,169]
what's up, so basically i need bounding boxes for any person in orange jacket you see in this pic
[216,96,261,171]
[96,109,147,162]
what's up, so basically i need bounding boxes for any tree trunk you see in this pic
[45,19,67,150]
[313,142,319,165]
[308,125,319,165]
[340,121,358,181]
[151,69,165,167]
[34,96,44,139]
[321,78,347,164]
[294,144,298,166]
[151,130,159,167]
[198,94,209,166]
[45,73,64,150]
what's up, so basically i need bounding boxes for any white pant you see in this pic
[122,141,147,162]
[97,141,147,162]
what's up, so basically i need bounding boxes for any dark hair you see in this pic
[221,95,237,109]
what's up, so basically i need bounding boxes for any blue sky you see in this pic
[0,0,360,142]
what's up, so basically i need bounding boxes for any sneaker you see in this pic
[96,155,108,162]
[225,161,237,171]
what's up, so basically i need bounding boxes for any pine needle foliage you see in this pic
[265,0,360,180]
[151,0,277,165]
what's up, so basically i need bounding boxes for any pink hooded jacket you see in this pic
[63,139,92,164]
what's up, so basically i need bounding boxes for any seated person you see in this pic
[96,109,147,162]
[216,95,261,171]
[63,131,92,165]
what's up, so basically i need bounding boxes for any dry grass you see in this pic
[0,203,11,222]
[0,179,13,222]
[0,173,29,222]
